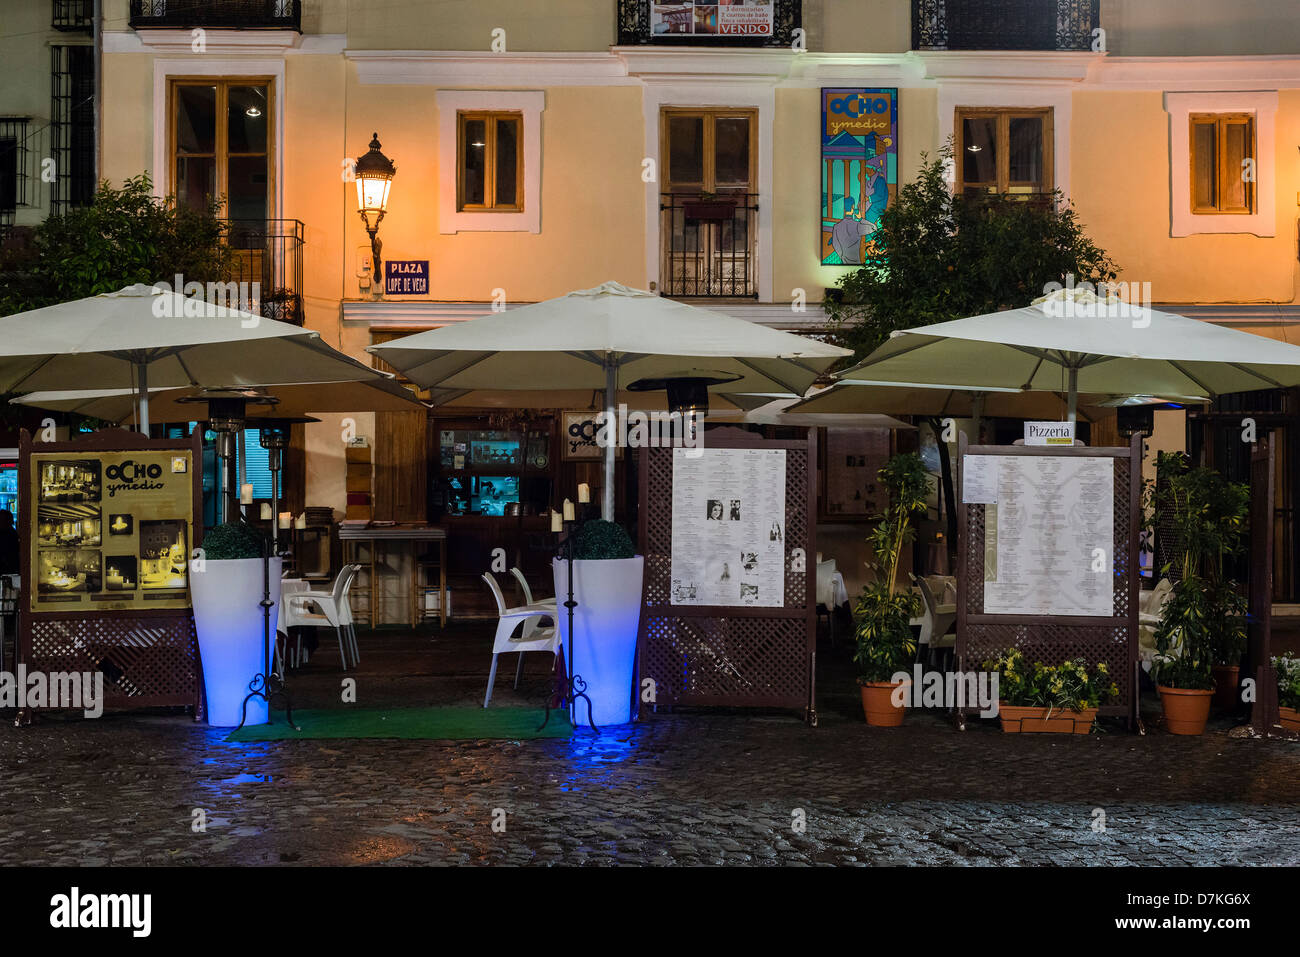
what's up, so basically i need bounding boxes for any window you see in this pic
[457,112,522,212]
[1189,113,1255,215]
[955,107,1053,197]
[660,108,758,298]
[0,118,29,229]
[169,78,272,221]
[51,45,94,214]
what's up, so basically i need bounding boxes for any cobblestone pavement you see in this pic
[0,627,1296,866]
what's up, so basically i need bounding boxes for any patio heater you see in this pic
[628,370,742,454]
[178,392,277,524]
[257,417,319,555]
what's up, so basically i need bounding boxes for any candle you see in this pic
[577,483,590,504]
[278,512,291,529]
[563,499,575,522]
[260,503,273,521]
[295,514,307,530]
[240,483,254,505]
[550,510,562,533]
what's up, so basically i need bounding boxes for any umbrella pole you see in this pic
[603,357,616,522]
[1067,367,1078,425]
[137,361,150,436]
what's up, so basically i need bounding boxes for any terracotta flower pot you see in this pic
[1157,685,1214,735]
[998,704,1098,734]
[1279,705,1300,732]
[1211,665,1240,711]
[860,680,909,727]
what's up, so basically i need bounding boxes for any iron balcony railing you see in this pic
[52,0,93,32]
[223,219,305,326]
[129,0,301,31]
[913,0,1100,52]
[660,193,758,300]
[617,0,801,47]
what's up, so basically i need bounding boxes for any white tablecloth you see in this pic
[816,562,849,609]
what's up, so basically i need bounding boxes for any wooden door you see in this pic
[373,410,428,522]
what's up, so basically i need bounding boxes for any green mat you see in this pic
[224,706,572,742]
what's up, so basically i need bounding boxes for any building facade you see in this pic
[50,0,1300,609]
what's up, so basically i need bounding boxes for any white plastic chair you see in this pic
[510,566,557,612]
[910,573,956,669]
[285,564,362,670]
[482,572,560,707]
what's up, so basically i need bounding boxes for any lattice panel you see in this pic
[25,615,201,712]
[639,441,813,712]
[958,447,1139,723]
[961,623,1132,716]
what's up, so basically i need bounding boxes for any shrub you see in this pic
[572,519,635,560]
[201,522,269,561]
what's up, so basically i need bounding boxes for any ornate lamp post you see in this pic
[355,132,396,281]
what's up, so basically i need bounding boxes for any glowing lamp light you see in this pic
[354,132,396,277]
[554,556,644,727]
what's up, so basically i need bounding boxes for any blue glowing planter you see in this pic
[190,556,282,726]
[553,556,644,727]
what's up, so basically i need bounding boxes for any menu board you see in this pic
[29,449,195,613]
[670,447,786,607]
[650,1,774,38]
[968,454,1115,618]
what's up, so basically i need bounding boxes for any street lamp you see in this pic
[355,132,396,280]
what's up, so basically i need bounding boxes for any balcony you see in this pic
[129,0,301,31]
[223,219,305,325]
[912,0,1100,52]
[617,0,801,47]
[660,193,758,299]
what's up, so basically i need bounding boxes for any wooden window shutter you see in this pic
[373,410,428,523]
[1219,115,1254,214]
[1190,117,1217,212]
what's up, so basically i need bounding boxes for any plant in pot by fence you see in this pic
[1273,653,1300,732]
[853,452,926,727]
[190,521,280,727]
[985,651,1118,734]
[553,518,644,728]
[1151,456,1249,735]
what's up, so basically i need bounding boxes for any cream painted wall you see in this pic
[814,0,910,55]
[345,0,614,52]
[773,85,938,305]
[1103,0,1300,57]
[1070,89,1300,306]
[305,413,374,520]
[99,53,154,186]
[338,80,647,312]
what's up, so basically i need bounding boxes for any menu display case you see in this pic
[436,426,553,517]
[28,447,196,612]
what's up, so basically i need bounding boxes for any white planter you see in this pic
[190,556,282,726]
[552,556,645,727]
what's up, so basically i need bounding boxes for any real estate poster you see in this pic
[670,447,786,607]
[821,88,898,265]
[976,455,1115,617]
[29,449,195,613]
[650,1,775,38]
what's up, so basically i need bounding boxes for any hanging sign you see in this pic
[1024,421,1076,446]
[385,260,429,295]
[821,88,897,265]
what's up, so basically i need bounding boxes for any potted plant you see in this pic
[1151,456,1249,735]
[1274,653,1300,732]
[853,453,926,726]
[985,651,1117,734]
[190,521,280,727]
[553,518,644,727]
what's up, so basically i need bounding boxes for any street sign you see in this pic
[385,260,428,295]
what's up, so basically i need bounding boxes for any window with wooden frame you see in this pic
[169,78,272,221]
[955,107,1053,198]
[457,112,523,212]
[661,108,757,194]
[1189,113,1255,215]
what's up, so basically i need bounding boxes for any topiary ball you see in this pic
[572,519,635,561]
[201,521,270,561]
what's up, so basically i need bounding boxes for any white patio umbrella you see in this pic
[735,396,916,431]
[0,284,394,432]
[831,288,1300,423]
[369,281,850,519]
[12,377,426,425]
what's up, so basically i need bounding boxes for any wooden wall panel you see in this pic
[374,410,428,523]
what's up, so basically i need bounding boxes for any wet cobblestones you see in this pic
[0,630,1296,866]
